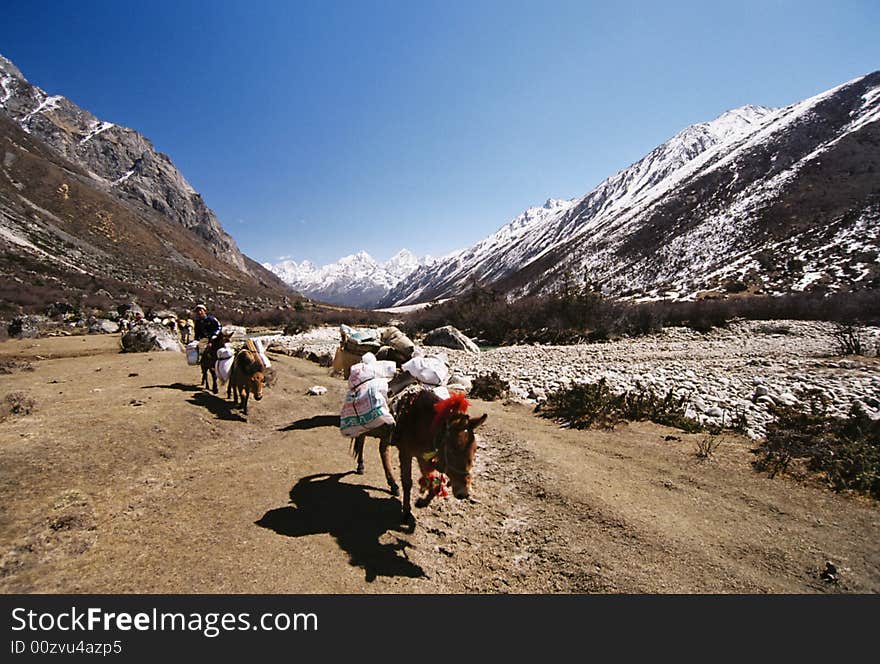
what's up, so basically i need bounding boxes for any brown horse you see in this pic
[349,370,418,496]
[227,347,265,415]
[391,390,486,518]
[200,331,232,394]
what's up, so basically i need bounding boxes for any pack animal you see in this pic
[227,347,265,415]
[200,330,233,394]
[390,390,486,518]
[349,370,418,497]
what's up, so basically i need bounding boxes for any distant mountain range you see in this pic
[264,250,435,308]
[2,51,877,316]
[379,72,879,306]
[0,53,294,316]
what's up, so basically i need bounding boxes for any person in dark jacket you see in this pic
[193,304,221,341]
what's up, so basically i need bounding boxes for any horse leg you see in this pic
[211,368,218,394]
[398,450,413,517]
[353,435,365,474]
[414,458,437,509]
[241,389,249,416]
[380,437,399,496]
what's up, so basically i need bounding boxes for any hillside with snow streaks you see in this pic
[383,72,880,305]
[0,53,247,271]
[264,250,434,307]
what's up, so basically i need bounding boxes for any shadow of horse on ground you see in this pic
[141,383,201,392]
[255,472,423,582]
[186,391,246,422]
[278,415,340,431]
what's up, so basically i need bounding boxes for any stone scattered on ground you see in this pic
[272,320,880,439]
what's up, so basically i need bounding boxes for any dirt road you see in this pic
[1,335,877,593]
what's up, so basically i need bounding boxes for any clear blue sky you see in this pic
[2,0,878,265]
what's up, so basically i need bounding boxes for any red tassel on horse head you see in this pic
[431,392,470,433]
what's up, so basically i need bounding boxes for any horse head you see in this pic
[438,411,487,499]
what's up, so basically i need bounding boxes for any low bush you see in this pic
[1,392,36,422]
[536,379,704,433]
[832,322,868,355]
[469,372,510,401]
[752,403,880,499]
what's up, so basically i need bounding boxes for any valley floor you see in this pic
[0,335,877,593]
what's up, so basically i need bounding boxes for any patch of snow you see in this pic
[112,169,135,186]
[21,94,63,129]
[374,299,450,313]
[79,120,115,144]
[0,74,13,104]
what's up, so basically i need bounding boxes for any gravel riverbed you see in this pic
[266,320,880,439]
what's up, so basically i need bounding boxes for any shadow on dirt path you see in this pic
[186,391,246,422]
[255,472,423,582]
[141,383,201,392]
[278,415,340,431]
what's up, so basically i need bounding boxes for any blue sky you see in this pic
[2,0,878,265]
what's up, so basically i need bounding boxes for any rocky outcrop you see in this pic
[423,326,480,354]
[88,317,119,334]
[120,323,182,353]
[0,53,246,272]
[8,315,51,338]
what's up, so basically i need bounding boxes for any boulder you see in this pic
[120,322,183,353]
[8,315,52,338]
[423,325,480,354]
[88,317,119,334]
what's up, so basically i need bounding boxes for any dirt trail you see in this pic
[1,335,877,593]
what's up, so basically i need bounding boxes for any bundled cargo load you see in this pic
[185,341,200,365]
[401,349,449,387]
[215,345,234,383]
[339,353,397,437]
[340,324,382,355]
[375,325,416,365]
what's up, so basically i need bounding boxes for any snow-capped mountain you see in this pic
[382,72,880,305]
[264,249,433,307]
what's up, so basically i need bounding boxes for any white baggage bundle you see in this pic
[185,341,200,365]
[215,344,235,383]
[401,349,449,387]
[339,353,397,437]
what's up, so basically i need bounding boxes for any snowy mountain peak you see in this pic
[264,249,434,307]
[381,70,880,307]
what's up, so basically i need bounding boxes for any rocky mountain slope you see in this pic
[265,249,434,307]
[0,53,294,316]
[383,72,880,306]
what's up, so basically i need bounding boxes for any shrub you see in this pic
[695,435,723,459]
[469,372,510,401]
[1,392,36,422]
[832,322,867,355]
[752,403,880,499]
[536,379,704,433]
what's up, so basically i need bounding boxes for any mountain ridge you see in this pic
[381,72,880,306]
[264,249,434,308]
